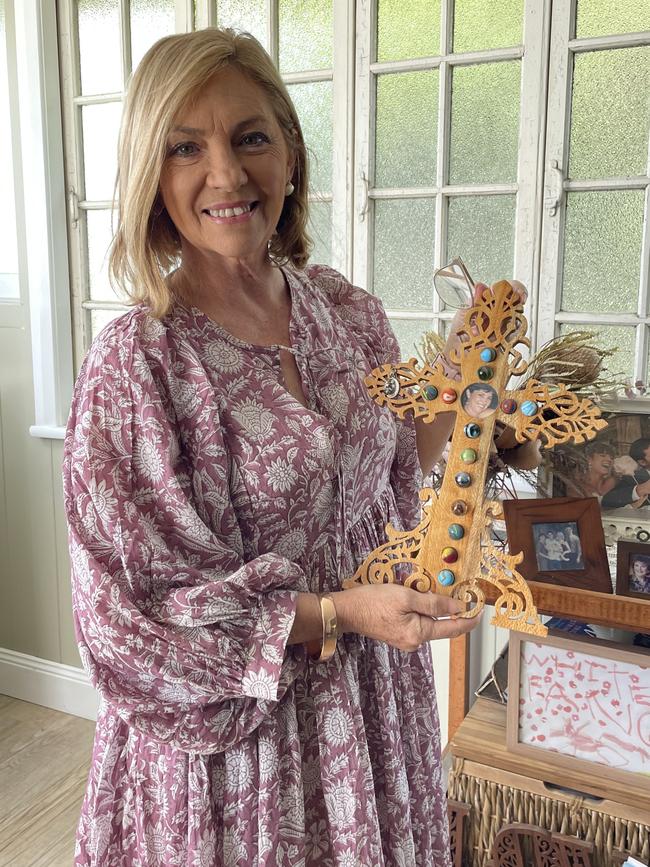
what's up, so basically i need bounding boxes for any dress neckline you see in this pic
[173,263,304,354]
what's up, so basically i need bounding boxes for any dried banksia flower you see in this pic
[519,331,623,396]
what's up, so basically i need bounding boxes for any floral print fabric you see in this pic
[63,264,450,866]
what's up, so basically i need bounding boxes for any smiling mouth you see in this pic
[204,202,258,218]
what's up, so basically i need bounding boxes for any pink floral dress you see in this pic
[63,264,450,867]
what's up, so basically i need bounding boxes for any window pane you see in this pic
[375,71,438,189]
[446,195,515,289]
[390,318,434,360]
[0,0,18,298]
[86,210,119,302]
[91,307,128,340]
[561,191,644,314]
[216,0,268,50]
[575,0,650,38]
[130,0,175,72]
[78,0,122,95]
[82,102,122,201]
[377,0,441,63]
[560,324,635,379]
[286,82,332,193]
[308,199,332,267]
[569,48,650,180]
[279,0,332,73]
[449,61,520,185]
[452,0,523,53]
[373,198,436,310]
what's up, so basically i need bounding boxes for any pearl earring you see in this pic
[285,181,295,196]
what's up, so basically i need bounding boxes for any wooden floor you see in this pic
[0,695,95,866]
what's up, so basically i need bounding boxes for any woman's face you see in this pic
[588,451,613,478]
[632,558,648,579]
[159,66,294,266]
[466,388,493,416]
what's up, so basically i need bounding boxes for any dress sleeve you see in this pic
[306,264,423,529]
[62,327,309,754]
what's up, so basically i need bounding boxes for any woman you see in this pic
[535,532,551,569]
[460,383,498,420]
[63,28,480,866]
[629,557,650,594]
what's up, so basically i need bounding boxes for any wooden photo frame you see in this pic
[550,405,650,519]
[616,540,650,599]
[502,496,612,592]
[507,630,650,795]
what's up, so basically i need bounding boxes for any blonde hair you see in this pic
[109,28,311,318]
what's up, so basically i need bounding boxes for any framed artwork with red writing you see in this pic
[506,630,650,789]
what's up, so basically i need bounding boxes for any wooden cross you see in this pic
[343,281,607,636]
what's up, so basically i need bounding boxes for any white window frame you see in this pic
[31,0,650,439]
[57,0,195,383]
[538,0,650,377]
[10,0,74,439]
[0,0,20,302]
[353,0,549,344]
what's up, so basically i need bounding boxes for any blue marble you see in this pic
[521,400,538,417]
[438,569,455,587]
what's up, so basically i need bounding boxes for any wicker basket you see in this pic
[448,757,650,867]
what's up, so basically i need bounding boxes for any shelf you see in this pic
[481,578,650,631]
[449,698,650,819]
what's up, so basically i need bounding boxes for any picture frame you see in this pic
[502,496,612,592]
[616,540,650,599]
[550,404,650,520]
[506,630,650,790]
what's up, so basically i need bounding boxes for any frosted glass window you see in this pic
[449,62,520,185]
[375,71,438,189]
[452,0,523,53]
[279,0,332,73]
[82,102,123,201]
[390,318,435,360]
[86,210,119,302]
[308,200,332,267]
[560,324,636,379]
[78,0,122,95]
[130,0,175,73]
[377,0,441,63]
[569,48,650,180]
[216,0,268,50]
[575,0,650,38]
[91,307,127,340]
[286,82,332,194]
[0,0,18,298]
[446,195,515,290]
[561,191,644,314]
[373,198,436,310]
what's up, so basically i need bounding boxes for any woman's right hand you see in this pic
[332,583,480,653]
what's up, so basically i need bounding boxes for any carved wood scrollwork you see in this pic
[485,824,594,867]
[344,281,607,637]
